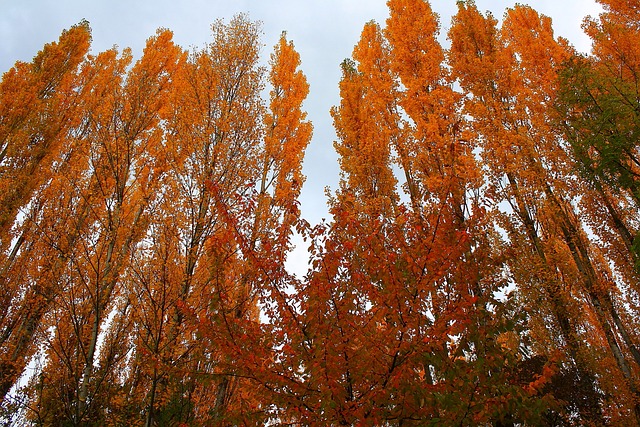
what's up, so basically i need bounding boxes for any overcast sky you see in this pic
[1,0,603,274]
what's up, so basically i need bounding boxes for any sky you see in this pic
[0,0,603,275]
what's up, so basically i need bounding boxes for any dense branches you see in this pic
[1,1,640,425]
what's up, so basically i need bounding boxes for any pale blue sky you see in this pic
[0,0,603,275]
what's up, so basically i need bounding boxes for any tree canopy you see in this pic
[1,1,640,425]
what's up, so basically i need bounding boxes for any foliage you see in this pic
[1,1,640,425]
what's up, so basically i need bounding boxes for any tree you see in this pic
[186,30,313,426]
[3,2,640,425]
[0,21,91,403]
[18,29,184,425]
[116,16,266,426]
[450,1,640,423]
[268,2,556,424]
[559,0,640,321]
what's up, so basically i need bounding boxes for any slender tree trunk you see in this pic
[506,173,605,422]
[144,367,159,427]
[0,196,91,402]
[544,185,640,424]
[76,202,145,419]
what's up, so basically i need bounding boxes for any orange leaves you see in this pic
[450,1,640,423]
[386,0,442,91]
[263,34,312,227]
[524,357,558,397]
[2,2,640,425]
[332,22,399,218]
[585,0,640,80]
[449,2,499,87]
[0,21,91,246]
[0,21,95,405]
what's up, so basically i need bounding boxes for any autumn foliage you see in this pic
[1,0,640,425]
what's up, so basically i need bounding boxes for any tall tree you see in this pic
[0,22,91,403]
[559,0,640,333]
[4,2,640,425]
[270,2,555,424]
[450,1,640,423]
[118,15,265,426]
[22,29,184,425]
[184,31,314,426]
